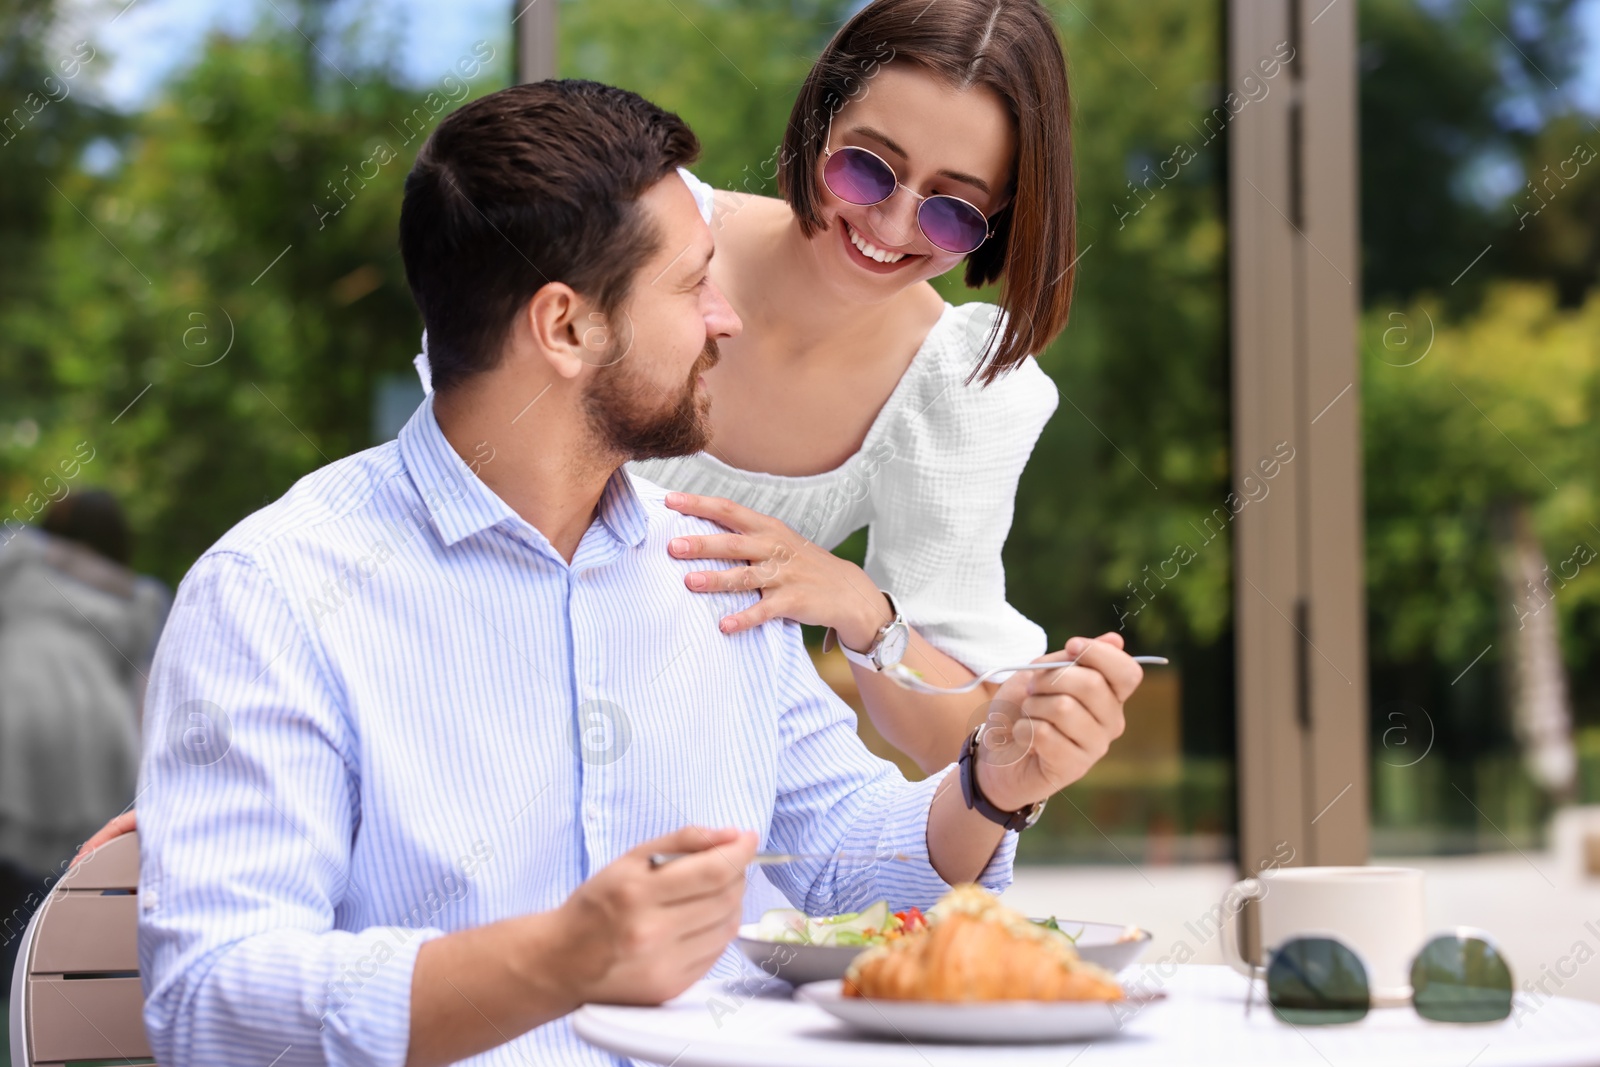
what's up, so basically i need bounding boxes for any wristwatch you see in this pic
[822,591,909,673]
[959,723,1047,832]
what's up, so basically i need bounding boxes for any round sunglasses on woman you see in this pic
[820,112,995,255]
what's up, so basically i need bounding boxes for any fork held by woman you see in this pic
[886,655,1169,696]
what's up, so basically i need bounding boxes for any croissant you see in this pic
[843,885,1123,1002]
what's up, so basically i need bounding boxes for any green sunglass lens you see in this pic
[1267,937,1371,1025]
[1411,934,1514,1023]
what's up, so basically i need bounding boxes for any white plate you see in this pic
[736,919,1151,987]
[794,979,1163,1043]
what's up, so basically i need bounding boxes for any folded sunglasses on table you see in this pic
[1247,930,1514,1025]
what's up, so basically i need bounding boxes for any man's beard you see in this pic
[582,338,720,461]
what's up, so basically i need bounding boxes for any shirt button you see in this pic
[584,803,601,822]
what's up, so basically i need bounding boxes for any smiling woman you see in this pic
[626,0,1103,797]
[773,8,1075,384]
[608,0,1149,913]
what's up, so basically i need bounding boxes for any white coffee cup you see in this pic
[1220,866,1426,1005]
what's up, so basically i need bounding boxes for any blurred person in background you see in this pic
[0,489,169,998]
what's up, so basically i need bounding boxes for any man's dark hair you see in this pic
[400,80,699,393]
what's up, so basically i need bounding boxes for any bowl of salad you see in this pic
[736,903,1152,986]
[736,902,925,986]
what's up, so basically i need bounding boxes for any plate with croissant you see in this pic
[793,885,1164,1043]
[738,896,1151,988]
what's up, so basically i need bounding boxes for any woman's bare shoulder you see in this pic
[711,186,782,212]
[708,187,789,238]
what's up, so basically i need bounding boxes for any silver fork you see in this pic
[883,655,1168,695]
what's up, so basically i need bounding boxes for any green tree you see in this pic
[1355,0,1600,824]
[7,10,508,583]
[1008,0,1233,754]
[1502,113,1600,306]
[1358,0,1585,306]
[559,0,856,194]
[1363,283,1600,750]
[0,0,118,504]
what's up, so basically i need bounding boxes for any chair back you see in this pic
[7,831,153,1066]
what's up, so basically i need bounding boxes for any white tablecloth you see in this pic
[574,964,1600,1067]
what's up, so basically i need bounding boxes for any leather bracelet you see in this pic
[958,724,1046,833]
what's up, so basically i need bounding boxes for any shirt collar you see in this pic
[596,464,649,548]
[397,395,516,547]
[397,394,650,552]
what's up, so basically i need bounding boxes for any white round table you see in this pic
[574,965,1600,1066]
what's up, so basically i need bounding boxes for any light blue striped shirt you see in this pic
[137,395,1015,1067]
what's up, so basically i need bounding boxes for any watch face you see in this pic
[878,622,910,668]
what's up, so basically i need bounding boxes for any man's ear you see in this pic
[518,282,608,381]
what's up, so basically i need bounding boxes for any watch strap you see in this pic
[958,725,1044,833]
[824,592,902,670]
[836,637,878,671]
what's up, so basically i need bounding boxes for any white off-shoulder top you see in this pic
[414,168,1061,673]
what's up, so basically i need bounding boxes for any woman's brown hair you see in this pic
[778,0,1074,386]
